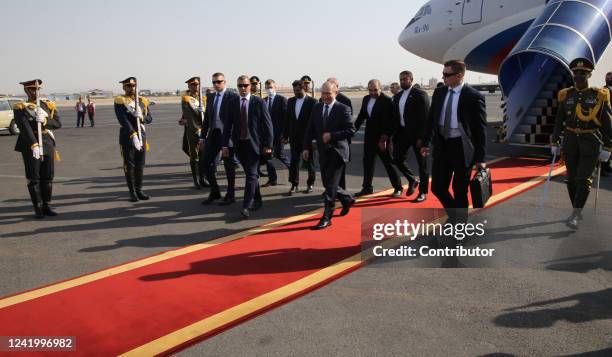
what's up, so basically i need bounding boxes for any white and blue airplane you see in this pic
[398,0,612,145]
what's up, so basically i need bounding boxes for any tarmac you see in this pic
[0,94,610,356]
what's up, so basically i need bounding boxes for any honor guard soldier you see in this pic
[250,76,265,98]
[301,75,314,97]
[180,76,208,189]
[114,77,153,202]
[13,79,62,218]
[551,58,612,229]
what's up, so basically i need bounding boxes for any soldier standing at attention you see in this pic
[180,76,209,189]
[551,58,612,229]
[114,77,153,202]
[13,79,62,218]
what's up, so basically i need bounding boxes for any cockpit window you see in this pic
[406,4,431,28]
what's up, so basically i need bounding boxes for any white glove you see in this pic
[35,108,46,123]
[132,135,142,151]
[551,145,560,156]
[32,146,42,159]
[599,150,611,162]
[196,106,204,114]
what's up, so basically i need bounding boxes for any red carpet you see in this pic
[0,157,562,356]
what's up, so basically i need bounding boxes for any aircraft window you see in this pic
[406,5,431,28]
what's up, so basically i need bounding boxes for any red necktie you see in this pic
[240,97,248,140]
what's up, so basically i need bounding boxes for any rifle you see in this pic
[135,79,142,148]
[35,83,44,161]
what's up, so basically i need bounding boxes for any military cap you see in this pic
[569,58,594,73]
[20,79,43,88]
[250,76,260,84]
[300,75,312,83]
[119,77,137,85]
[185,76,200,84]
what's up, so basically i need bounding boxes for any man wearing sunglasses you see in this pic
[551,58,612,230]
[200,73,239,206]
[222,75,273,218]
[421,60,487,223]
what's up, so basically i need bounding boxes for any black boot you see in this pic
[125,167,139,202]
[134,168,150,200]
[41,180,58,216]
[566,208,582,230]
[27,181,44,219]
[190,161,201,189]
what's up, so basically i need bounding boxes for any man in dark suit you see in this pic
[200,72,239,205]
[284,79,317,194]
[386,70,430,202]
[421,60,487,222]
[326,77,353,191]
[602,71,612,176]
[222,75,273,218]
[303,81,356,230]
[354,79,403,197]
[261,79,290,186]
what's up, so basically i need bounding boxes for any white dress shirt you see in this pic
[295,97,305,119]
[322,100,336,117]
[366,97,377,117]
[439,82,464,138]
[398,87,412,127]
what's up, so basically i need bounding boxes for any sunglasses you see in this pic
[237,84,250,88]
[212,80,224,84]
[442,72,458,78]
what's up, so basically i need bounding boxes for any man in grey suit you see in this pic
[303,81,356,230]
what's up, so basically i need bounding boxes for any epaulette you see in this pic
[13,102,25,110]
[596,87,610,103]
[41,99,56,111]
[140,97,149,107]
[557,87,573,102]
[114,95,126,105]
[182,95,191,103]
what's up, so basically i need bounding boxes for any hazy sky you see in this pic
[1,0,610,94]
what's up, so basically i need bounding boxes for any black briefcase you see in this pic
[470,167,492,208]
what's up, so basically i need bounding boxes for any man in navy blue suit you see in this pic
[200,72,239,206]
[222,75,273,218]
[303,81,356,230]
[261,79,290,187]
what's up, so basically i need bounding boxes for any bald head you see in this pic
[326,77,340,89]
[320,80,337,105]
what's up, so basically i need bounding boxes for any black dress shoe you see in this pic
[262,180,277,187]
[34,206,45,219]
[566,215,579,230]
[250,200,263,211]
[303,185,314,194]
[407,180,420,196]
[354,188,373,197]
[241,208,250,218]
[42,205,58,216]
[340,198,355,216]
[202,192,221,205]
[258,170,268,178]
[288,185,299,195]
[129,192,139,202]
[312,218,332,230]
[136,190,150,200]
[415,193,427,202]
[391,189,402,198]
[218,196,236,206]
[199,179,210,188]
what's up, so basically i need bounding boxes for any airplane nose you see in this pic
[398,27,412,51]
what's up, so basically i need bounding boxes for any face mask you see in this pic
[266,89,275,96]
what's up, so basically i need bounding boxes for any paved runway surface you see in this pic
[0,95,610,356]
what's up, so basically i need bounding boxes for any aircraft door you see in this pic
[462,0,483,24]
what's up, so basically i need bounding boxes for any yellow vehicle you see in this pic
[0,96,24,135]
